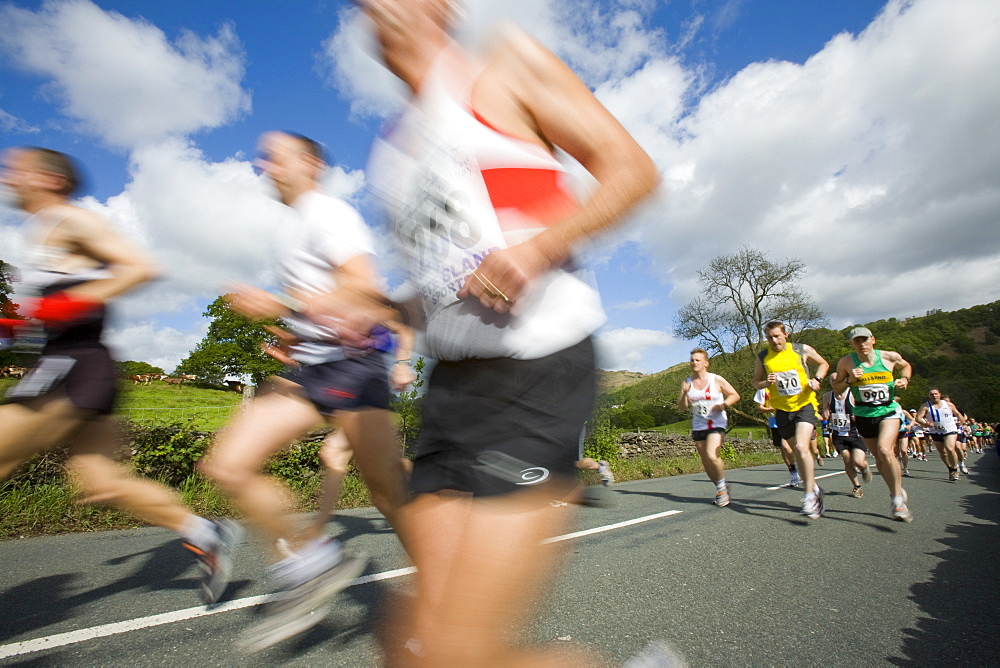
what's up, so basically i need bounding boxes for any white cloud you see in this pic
[0,108,40,134]
[104,318,207,373]
[595,327,675,371]
[0,0,250,149]
[636,0,1000,328]
[614,298,656,311]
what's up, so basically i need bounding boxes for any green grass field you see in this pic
[0,377,242,431]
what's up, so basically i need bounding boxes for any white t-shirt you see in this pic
[277,190,375,365]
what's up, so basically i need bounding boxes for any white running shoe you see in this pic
[789,471,802,488]
[892,489,913,523]
[800,487,825,519]
[714,487,731,507]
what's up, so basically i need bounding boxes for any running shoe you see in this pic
[948,469,959,482]
[800,487,825,519]
[892,489,913,523]
[789,470,802,488]
[183,519,244,606]
[623,640,688,668]
[816,457,824,466]
[597,460,615,486]
[239,549,368,653]
[959,463,969,475]
[851,485,864,498]
[714,487,731,507]
[902,469,911,477]
[860,465,874,484]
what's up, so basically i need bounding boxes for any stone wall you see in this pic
[617,431,774,459]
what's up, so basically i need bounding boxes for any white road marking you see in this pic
[0,512,683,658]
[543,510,683,543]
[766,470,846,491]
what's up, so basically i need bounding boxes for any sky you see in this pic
[1,0,998,374]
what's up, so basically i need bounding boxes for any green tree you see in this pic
[176,296,285,385]
[116,360,166,377]
[391,357,425,456]
[0,260,20,319]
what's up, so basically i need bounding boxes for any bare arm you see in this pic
[804,345,830,392]
[57,208,159,301]
[678,379,692,410]
[752,355,768,390]
[831,356,854,394]
[715,376,740,412]
[884,350,912,390]
[458,29,659,313]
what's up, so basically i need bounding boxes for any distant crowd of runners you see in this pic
[678,322,995,522]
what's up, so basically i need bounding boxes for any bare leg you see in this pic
[788,422,816,493]
[840,447,859,487]
[695,431,725,484]
[399,486,598,666]
[336,407,411,550]
[865,418,903,498]
[66,416,193,532]
[0,397,86,479]
[299,430,354,543]
[199,380,321,554]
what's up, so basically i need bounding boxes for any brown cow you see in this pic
[6,366,27,379]
[163,377,185,385]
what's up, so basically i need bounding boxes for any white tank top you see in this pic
[368,46,605,361]
[829,392,853,436]
[926,401,958,434]
[685,373,728,431]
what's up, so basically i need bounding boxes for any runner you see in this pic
[820,373,872,498]
[677,348,740,507]
[362,0,659,663]
[197,131,411,652]
[0,146,242,605]
[895,406,913,477]
[909,413,928,461]
[754,387,800,487]
[752,321,829,518]
[296,324,417,546]
[831,327,913,522]
[916,389,964,481]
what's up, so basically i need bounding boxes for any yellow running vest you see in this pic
[761,344,816,412]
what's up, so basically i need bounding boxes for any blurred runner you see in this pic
[198,131,411,652]
[0,146,242,606]
[362,0,659,663]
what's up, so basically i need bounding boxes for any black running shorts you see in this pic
[774,405,818,440]
[691,427,726,442]
[4,344,118,415]
[832,433,868,452]
[410,337,596,498]
[280,353,390,415]
[853,414,901,439]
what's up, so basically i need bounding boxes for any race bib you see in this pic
[857,383,890,405]
[690,400,712,418]
[831,414,851,432]
[5,356,76,399]
[775,370,802,396]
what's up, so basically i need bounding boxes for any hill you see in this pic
[596,369,648,392]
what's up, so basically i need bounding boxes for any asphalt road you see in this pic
[2,449,997,666]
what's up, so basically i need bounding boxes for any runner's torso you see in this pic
[686,373,728,431]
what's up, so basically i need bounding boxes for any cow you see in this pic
[6,366,27,379]
[225,380,244,393]
[129,374,155,385]
[163,377,185,385]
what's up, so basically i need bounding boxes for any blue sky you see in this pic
[2,0,998,373]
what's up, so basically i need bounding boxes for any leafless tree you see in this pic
[673,246,827,355]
